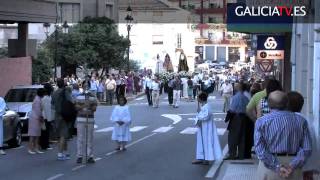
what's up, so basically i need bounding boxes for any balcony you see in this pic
[194,7,226,15]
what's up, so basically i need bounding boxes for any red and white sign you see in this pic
[256,59,274,72]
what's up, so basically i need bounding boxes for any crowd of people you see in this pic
[0,67,319,179]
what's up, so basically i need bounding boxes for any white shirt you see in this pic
[151,81,160,91]
[105,79,116,90]
[41,95,53,122]
[0,97,6,117]
[221,83,233,94]
[144,77,152,89]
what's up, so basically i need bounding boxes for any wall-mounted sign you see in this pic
[257,35,284,59]
[256,59,274,72]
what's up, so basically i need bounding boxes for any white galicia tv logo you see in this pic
[264,37,278,49]
[235,6,307,17]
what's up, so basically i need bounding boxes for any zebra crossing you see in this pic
[95,125,227,136]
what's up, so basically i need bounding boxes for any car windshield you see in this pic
[5,88,38,102]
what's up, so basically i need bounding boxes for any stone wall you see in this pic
[0,57,32,97]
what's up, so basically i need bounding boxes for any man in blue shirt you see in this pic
[224,83,250,160]
[255,91,312,179]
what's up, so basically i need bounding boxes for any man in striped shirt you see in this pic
[254,91,312,179]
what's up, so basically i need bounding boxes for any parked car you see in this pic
[3,107,22,147]
[5,85,44,135]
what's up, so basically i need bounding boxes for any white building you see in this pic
[118,0,197,72]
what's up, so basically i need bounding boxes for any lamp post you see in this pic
[125,6,133,72]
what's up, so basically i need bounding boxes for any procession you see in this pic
[1,0,320,179]
[1,49,319,180]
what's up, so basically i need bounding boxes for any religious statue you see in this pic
[155,54,163,74]
[163,54,174,72]
[178,52,189,72]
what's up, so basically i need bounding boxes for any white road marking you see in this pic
[205,145,229,178]
[180,127,198,134]
[94,157,102,161]
[208,96,216,100]
[95,127,114,133]
[217,128,226,135]
[105,133,157,157]
[178,112,226,116]
[72,165,85,171]
[46,174,64,180]
[188,117,197,121]
[106,150,118,156]
[126,133,157,148]
[152,127,174,133]
[135,97,145,101]
[214,118,223,121]
[187,117,223,122]
[130,126,147,132]
[161,114,182,124]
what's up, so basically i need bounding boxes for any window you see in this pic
[208,17,215,23]
[152,35,164,45]
[105,4,113,19]
[59,3,80,23]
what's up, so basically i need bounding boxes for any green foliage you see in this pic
[43,16,130,76]
[32,47,53,83]
[0,47,8,59]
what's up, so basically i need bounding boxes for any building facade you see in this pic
[290,0,320,141]
[118,0,196,72]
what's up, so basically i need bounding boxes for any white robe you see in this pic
[0,97,6,147]
[195,103,222,161]
[110,105,132,142]
[181,78,188,98]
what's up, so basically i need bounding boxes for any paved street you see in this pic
[0,92,228,180]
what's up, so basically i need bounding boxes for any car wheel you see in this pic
[8,124,22,148]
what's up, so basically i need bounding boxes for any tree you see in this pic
[0,47,8,59]
[43,16,130,77]
[32,46,53,83]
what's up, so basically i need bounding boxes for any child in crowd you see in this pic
[110,96,131,151]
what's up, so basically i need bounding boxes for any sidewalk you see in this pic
[216,157,320,180]
[99,92,145,106]
[215,157,258,180]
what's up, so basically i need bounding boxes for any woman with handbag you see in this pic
[28,88,45,154]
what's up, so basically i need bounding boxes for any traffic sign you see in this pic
[256,59,274,72]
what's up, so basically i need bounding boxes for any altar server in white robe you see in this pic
[192,92,222,165]
[110,96,131,151]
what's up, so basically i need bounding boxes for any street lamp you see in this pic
[53,21,69,81]
[43,23,50,37]
[125,5,134,72]
[62,21,69,34]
